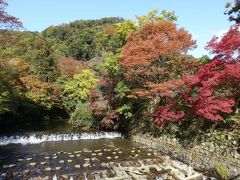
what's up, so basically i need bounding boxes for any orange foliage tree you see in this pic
[19,75,61,110]
[121,20,196,102]
[57,57,88,77]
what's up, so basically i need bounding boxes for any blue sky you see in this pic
[8,0,233,58]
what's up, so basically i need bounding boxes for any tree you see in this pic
[225,0,240,23]
[0,64,16,115]
[98,53,134,129]
[136,9,177,27]
[70,102,94,129]
[57,57,88,77]
[24,37,59,82]
[153,60,240,127]
[121,20,196,101]
[19,75,62,110]
[206,24,240,64]
[0,0,22,29]
[115,20,138,45]
[63,69,98,111]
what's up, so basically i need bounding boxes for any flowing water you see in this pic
[0,132,151,179]
[0,132,122,145]
[0,132,204,179]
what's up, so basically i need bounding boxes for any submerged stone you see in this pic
[23,169,30,175]
[40,162,47,165]
[74,164,81,169]
[83,149,92,153]
[59,160,64,163]
[61,175,68,179]
[55,167,61,170]
[91,157,99,161]
[67,159,73,163]
[45,167,52,171]
[82,163,90,168]
[101,163,108,167]
[8,164,16,168]
[13,172,19,176]
[30,162,36,167]
[3,165,8,168]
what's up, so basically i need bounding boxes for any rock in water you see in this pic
[26,158,32,161]
[45,167,51,171]
[55,167,61,171]
[74,164,81,169]
[30,162,36,167]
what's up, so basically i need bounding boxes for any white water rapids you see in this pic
[0,132,122,145]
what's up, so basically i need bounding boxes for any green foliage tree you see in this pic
[115,20,138,45]
[225,0,240,23]
[136,9,177,27]
[63,69,98,111]
[101,53,120,76]
[70,102,94,129]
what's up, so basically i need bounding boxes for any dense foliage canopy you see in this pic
[0,1,239,134]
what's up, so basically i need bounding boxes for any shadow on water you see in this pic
[0,118,74,135]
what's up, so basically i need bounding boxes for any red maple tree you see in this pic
[206,24,240,63]
[153,60,240,127]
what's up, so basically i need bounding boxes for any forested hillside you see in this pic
[0,5,239,137]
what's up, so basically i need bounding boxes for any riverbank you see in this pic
[131,133,240,179]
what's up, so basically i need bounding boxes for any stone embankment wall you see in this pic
[131,133,240,178]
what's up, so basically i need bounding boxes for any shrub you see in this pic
[70,102,94,129]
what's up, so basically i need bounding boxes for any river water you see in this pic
[0,121,205,179]
[0,132,167,179]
